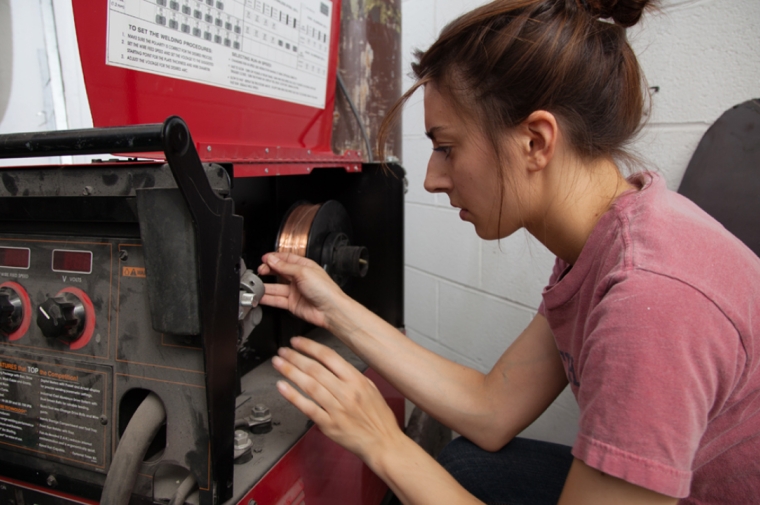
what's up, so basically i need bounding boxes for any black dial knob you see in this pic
[0,287,23,335]
[37,293,86,343]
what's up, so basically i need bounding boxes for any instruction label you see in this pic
[0,355,109,471]
[106,0,333,109]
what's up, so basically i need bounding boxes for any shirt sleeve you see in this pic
[572,269,745,498]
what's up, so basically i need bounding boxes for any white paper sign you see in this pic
[106,0,333,109]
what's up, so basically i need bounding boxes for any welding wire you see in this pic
[168,472,198,505]
[276,203,321,258]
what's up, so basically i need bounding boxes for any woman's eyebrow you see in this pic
[425,126,441,141]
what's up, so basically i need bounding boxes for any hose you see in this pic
[168,472,198,505]
[100,392,166,505]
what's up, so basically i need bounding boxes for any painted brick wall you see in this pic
[400,0,760,445]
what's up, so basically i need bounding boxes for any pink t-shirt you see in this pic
[539,172,760,502]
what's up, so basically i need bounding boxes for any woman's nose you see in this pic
[423,157,451,194]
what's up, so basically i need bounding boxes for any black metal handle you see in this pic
[0,123,165,159]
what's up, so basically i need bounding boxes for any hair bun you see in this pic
[583,0,655,27]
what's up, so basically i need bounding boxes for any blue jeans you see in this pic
[437,437,574,505]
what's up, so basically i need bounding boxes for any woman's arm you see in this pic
[273,336,484,505]
[273,336,678,505]
[260,252,568,450]
[559,459,678,505]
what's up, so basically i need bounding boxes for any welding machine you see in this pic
[0,0,408,503]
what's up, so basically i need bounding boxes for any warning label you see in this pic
[122,266,146,278]
[106,0,333,109]
[0,356,109,471]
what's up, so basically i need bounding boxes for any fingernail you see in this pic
[268,255,280,264]
[290,336,301,345]
[272,356,283,367]
[276,380,287,392]
[277,347,287,356]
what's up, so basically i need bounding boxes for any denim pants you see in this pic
[436,437,574,505]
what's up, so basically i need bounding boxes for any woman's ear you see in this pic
[521,110,558,173]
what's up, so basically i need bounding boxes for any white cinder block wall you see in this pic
[401,0,760,445]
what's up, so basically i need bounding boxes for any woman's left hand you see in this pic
[272,336,403,463]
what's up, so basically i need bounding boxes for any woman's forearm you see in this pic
[324,295,566,449]
[366,430,484,505]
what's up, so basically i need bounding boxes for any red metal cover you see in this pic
[72,0,361,167]
[240,368,404,505]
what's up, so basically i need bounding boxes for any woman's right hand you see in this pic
[257,252,348,329]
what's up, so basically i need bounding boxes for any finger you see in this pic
[272,354,340,412]
[264,283,290,297]
[277,346,344,393]
[259,293,289,310]
[276,380,330,426]
[290,337,361,383]
[263,253,319,279]
[257,263,272,276]
[268,251,319,268]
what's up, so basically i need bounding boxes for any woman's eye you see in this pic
[433,146,452,159]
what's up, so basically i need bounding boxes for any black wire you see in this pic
[336,72,375,163]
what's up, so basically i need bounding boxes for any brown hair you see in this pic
[380,0,656,165]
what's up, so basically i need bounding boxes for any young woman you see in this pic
[257,0,760,503]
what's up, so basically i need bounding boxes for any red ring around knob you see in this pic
[58,287,96,350]
[0,281,31,341]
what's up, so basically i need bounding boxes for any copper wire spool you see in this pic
[276,203,321,258]
[275,201,369,286]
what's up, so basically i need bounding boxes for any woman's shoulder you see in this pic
[616,172,760,284]
[607,172,760,351]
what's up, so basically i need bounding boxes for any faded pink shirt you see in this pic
[539,172,760,502]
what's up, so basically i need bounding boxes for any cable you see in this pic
[101,392,166,505]
[336,72,375,163]
[168,472,198,505]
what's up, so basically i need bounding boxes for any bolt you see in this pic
[100,415,108,425]
[83,186,94,196]
[306,167,311,172]
[207,145,212,152]
[46,475,57,488]
[252,404,270,419]
[234,430,252,450]
[264,148,269,154]
[307,149,311,155]
[249,500,258,505]
[119,250,129,261]
[264,168,269,173]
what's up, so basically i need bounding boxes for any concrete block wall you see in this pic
[401,0,760,445]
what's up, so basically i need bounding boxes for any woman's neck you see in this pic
[525,156,635,265]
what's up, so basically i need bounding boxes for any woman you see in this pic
[257,0,760,503]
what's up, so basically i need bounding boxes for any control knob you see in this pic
[37,293,86,343]
[0,286,23,335]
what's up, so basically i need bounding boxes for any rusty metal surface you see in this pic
[333,0,402,162]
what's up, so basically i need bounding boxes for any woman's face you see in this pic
[423,85,525,240]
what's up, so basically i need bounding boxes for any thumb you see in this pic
[264,253,305,279]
